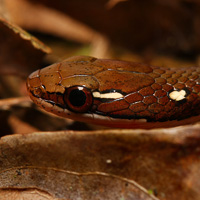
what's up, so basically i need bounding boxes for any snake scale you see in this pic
[27,56,200,129]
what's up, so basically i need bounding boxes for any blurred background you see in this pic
[1,2,200,200]
[0,0,200,134]
[3,0,200,64]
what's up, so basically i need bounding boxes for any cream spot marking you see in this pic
[106,159,112,164]
[169,89,186,101]
[92,91,123,99]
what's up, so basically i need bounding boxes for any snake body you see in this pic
[27,56,200,129]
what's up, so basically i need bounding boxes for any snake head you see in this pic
[27,56,200,129]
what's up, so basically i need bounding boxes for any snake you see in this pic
[26,55,200,129]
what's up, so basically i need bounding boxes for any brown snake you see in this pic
[26,56,200,129]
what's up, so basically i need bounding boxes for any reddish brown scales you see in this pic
[139,86,154,96]
[97,99,129,113]
[151,83,162,90]
[124,93,143,103]
[94,70,154,94]
[161,73,172,79]
[149,103,164,114]
[193,85,200,93]
[154,90,167,98]
[26,56,200,128]
[158,96,169,105]
[110,109,135,117]
[136,110,153,119]
[186,80,196,87]
[143,96,157,105]
[149,72,160,78]
[174,83,185,90]
[155,77,167,85]
[172,73,182,79]
[187,93,198,102]
[179,76,188,83]
[167,78,178,85]
[162,84,173,92]
[129,102,148,113]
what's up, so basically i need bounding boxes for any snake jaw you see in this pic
[26,56,200,128]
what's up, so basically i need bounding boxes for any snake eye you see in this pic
[64,86,93,113]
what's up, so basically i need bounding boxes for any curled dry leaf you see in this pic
[0,17,51,77]
[0,97,72,136]
[5,0,200,56]
[0,1,200,199]
[0,188,54,200]
[106,0,128,9]
[0,167,158,200]
[0,97,38,136]
[0,126,200,199]
[0,96,30,108]
[5,0,110,58]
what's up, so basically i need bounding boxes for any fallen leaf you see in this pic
[5,0,200,57]
[5,0,110,58]
[0,17,51,77]
[0,189,54,200]
[0,126,200,199]
[0,167,158,200]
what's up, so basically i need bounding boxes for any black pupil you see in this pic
[69,89,86,107]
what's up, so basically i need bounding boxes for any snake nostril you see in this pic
[32,87,43,98]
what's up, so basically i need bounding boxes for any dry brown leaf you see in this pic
[0,97,73,136]
[5,0,200,58]
[0,17,50,77]
[0,189,54,200]
[0,97,30,108]
[0,126,200,199]
[5,0,110,58]
[106,0,128,9]
[0,167,158,200]
[0,1,200,199]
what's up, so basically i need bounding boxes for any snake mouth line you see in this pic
[28,93,200,129]
[26,55,200,129]
[29,87,199,123]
